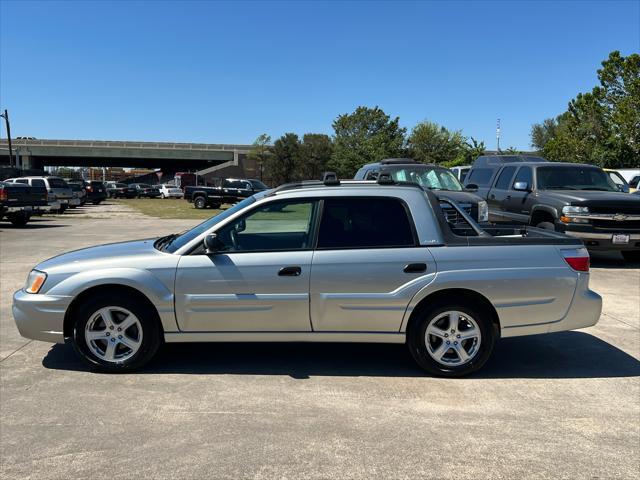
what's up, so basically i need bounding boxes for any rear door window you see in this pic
[317,197,416,249]
[31,179,46,187]
[47,178,67,188]
[494,166,517,190]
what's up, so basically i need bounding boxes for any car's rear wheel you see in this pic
[8,212,30,227]
[71,294,162,372]
[407,303,495,377]
[194,196,206,209]
[622,250,640,263]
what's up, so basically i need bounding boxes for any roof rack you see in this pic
[322,171,340,186]
[376,172,396,185]
[380,158,417,165]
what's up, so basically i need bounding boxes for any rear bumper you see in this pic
[501,274,601,338]
[564,230,640,251]
[12,289,70,343]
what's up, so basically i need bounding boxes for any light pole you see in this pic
[0,109,14,167]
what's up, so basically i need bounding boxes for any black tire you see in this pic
[71,292,162,373]
[621,250,640,263]
[194,196,207,209]
[92,200,101,205]
[8,212,29,227]
[536,221,555,230]
[407,301,496,377]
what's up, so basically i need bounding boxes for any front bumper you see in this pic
[563,230,640,251]
[12,289,70,343]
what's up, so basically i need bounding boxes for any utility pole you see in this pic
[496,118,501,152]
[1,109,14,167]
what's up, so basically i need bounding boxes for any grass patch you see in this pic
[112,198,225,219]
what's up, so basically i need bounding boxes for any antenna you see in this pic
[496,118,501,152]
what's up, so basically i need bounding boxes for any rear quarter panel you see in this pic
[401,244,578,335]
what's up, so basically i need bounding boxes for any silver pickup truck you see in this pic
[13,176,602,376]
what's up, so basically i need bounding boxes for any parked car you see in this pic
[450,165,471,183]
[0,181,48,226]
[106,182,137,198]
[184,178,268,209]
[4,176,73,213]
[466,160,640,262]
[13,175,601,376]
[130,183,161,198]
[159,184,184,199]
[616,168,640,184]
[354,159,488,223]
[83,181,107,204]
[67,182,87,206]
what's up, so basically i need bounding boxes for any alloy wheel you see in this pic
[85,306,143,363]
[424,310,481,366]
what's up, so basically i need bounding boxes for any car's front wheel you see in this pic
[407,302,495,377]
[71,293,162,372]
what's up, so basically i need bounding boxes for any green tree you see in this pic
[446,137,486,167]
[247,134,272,182]
[300,133,333,180]
[530,118,558,151]
[267,133,301,186]
[330,106,406,177]
[407,121,466,164]
[532,51,640,167]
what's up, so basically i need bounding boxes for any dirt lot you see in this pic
[1,205,639,479]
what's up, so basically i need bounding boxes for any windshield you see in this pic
[250,179,268,189]
[387,167,464,191]
[162,194,264,253]
[537,167,618,191]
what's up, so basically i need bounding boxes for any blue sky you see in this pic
[1,0,638,150]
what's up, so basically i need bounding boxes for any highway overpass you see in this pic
[0,138,252,176]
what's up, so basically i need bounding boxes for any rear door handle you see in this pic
[278,266,302,277]
[404,263,427,273]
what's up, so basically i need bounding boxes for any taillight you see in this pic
[561,248,590,272]
[86,185,93,192]
[0,187,6,202]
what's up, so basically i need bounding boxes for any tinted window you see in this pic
[630,176,639,188]
[216,200,316,252]
[318,197,415,249]
[69,184,82,191]
[31,179,46,187]
[513,167,533,188]
[459,168,469,182]
[249,180,268,189]
[16,179,29,184]
[467,168,494,186]
[537,167,617,191]
[494,166,517,189]
[47,178,67,188]
[226,180,250,189]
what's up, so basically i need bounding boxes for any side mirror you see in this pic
[464,183,478,192]
[513,181,530,192]
[204,233,223,254]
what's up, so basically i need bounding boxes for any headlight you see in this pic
[562,206,589,215]
[478,201,489,223]
[561,206,590,224]
[24,270,47,294]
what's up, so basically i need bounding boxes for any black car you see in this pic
[107,182,137,198]
[130,183,161,198]
[354,159,489,223]
[184,178,269,209]
[0,181,48,226]
[465,159,640,262]
[83,181,108,204]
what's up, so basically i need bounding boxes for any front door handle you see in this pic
[278,266,302,277]
[404,263,427,273]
